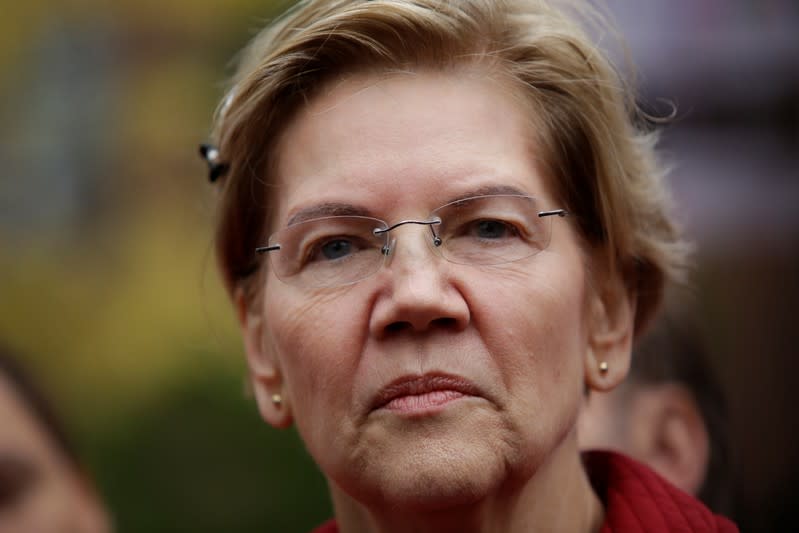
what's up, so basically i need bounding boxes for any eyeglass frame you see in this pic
[254,194,569,287]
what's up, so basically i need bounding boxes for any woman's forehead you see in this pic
[269,70,557,225]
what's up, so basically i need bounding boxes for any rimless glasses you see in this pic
[256,194,568,288]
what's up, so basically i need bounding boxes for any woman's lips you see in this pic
[383,389,465,412]
[372,374,480,414]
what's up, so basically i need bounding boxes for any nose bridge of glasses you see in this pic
[373,218,443,254]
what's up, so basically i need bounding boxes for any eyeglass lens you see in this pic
[264,195,560,288]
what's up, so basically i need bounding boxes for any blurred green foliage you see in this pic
[0,0,334,531]
[88,360,331,532]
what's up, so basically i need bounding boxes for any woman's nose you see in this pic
[368,233,470,338]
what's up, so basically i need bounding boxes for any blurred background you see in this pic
[0,0,796,531]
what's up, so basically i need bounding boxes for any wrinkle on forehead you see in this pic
[272,68,558,232]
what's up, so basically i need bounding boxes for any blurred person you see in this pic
[202,0,738,531]
[578,311,732,514]
[0,346,111,533]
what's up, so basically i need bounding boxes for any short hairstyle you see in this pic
[209,0,689,334]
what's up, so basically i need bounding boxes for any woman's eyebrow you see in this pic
[287,203,373,226]
[444,184,529,204]
[286,185,530,226]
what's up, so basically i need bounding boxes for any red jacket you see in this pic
[310,451,737,532]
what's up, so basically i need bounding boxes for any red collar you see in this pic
[585,450,737,533]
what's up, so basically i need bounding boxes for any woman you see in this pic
[0,346,111,533]
[202,1,738,531]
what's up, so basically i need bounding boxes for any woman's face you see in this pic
[0,375,110,533]
[245,70,630,508]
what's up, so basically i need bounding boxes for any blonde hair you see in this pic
[209,0,689,334]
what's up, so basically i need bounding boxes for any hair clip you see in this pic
[199,143,229,183]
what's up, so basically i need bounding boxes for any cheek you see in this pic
[481,255,587,337]
[472,256,588,401]
[264,284,367,430]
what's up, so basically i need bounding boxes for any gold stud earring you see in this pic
[271,394,282,407]
[599,361,609,374]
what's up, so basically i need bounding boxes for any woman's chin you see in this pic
[387,472,495,511]
[339,436,511,512]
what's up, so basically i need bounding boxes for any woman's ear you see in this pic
[584,272,636,392]
[236,288,293,429]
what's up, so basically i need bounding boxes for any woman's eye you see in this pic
[305,236,367,264]
[319,239,353,260]
[469,219,519,240]
[0,456,37,509]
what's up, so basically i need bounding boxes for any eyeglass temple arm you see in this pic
[538,209,568,218]
[256,245,280,254]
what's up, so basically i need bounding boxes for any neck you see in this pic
[329,435,604,533]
